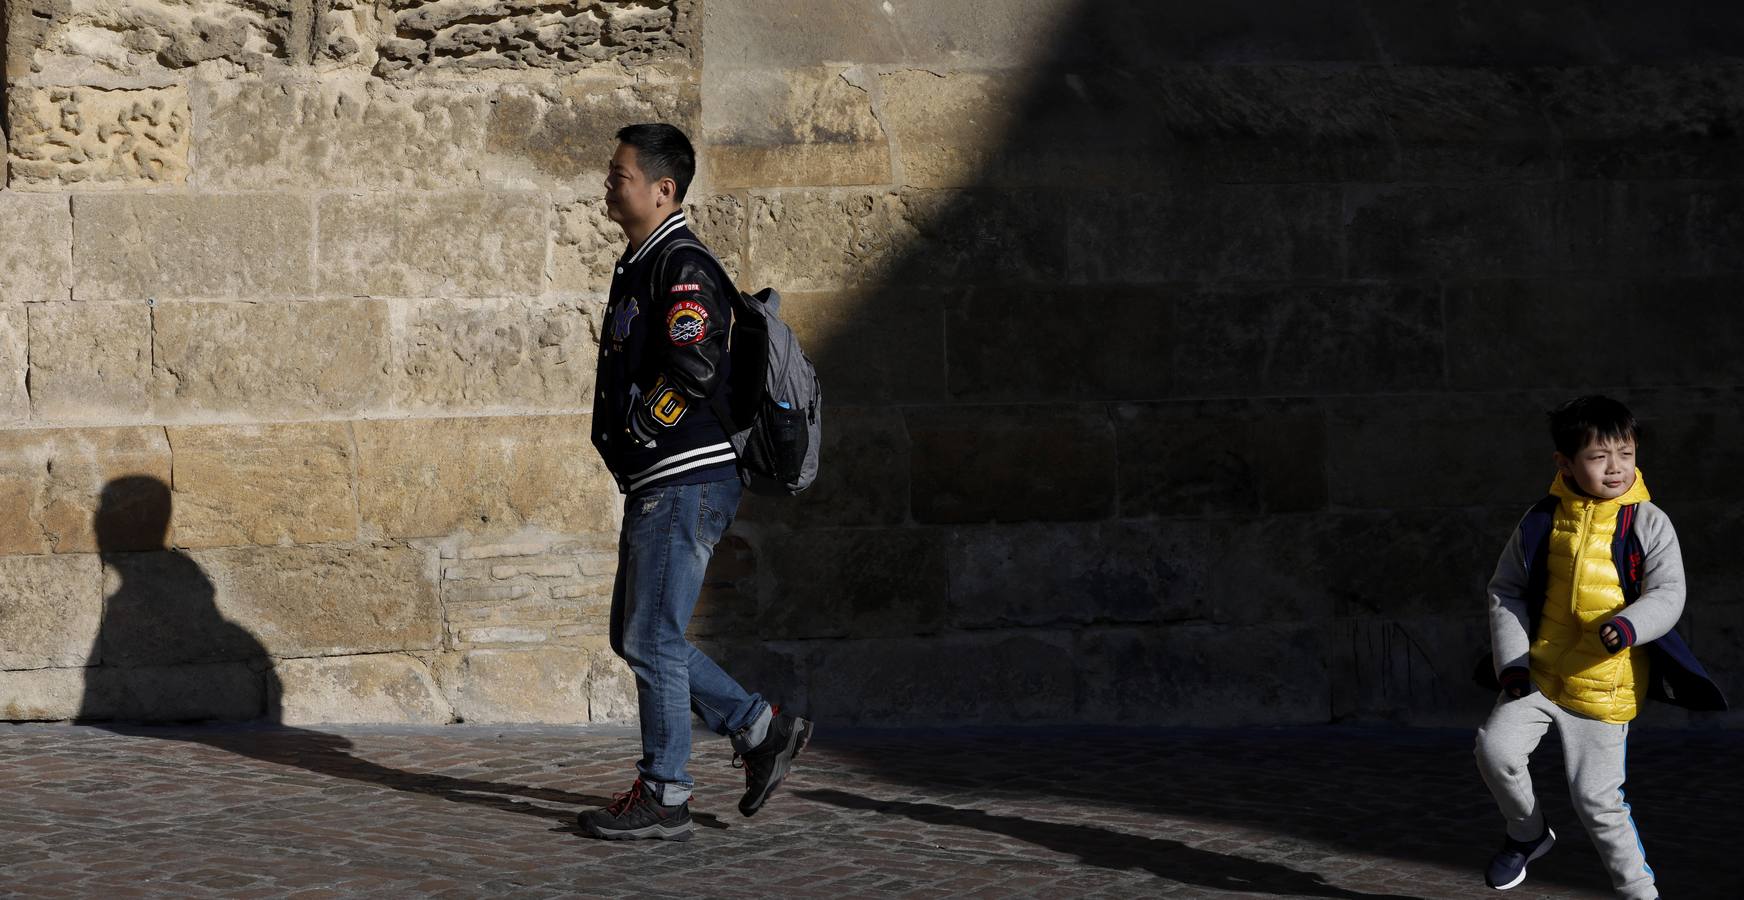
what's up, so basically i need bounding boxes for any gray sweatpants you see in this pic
[1475,692,1656,900]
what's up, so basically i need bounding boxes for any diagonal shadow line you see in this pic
[796,787,1417,899]
[102,725,730,832]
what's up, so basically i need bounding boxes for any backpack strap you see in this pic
[1613,502,1643,602]
[1518,496,1558,640]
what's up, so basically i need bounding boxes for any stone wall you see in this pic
[3,0,1743,729]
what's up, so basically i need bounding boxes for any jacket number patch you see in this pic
[649,379,688,426]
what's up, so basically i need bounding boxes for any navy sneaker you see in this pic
[1486,826,1555,890]
[578,779,694,841]
[733,709,814,817]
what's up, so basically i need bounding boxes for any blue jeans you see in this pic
[609,477,765,804]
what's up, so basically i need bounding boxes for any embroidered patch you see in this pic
[666,301,708,346]
[610,297,639,343]
[669,282,702,293]
[648,376,687,425]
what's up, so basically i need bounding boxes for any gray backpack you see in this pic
[655,240,822,495]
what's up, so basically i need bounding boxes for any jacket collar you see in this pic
[625,209,688,266]
[1548,468,1651,507]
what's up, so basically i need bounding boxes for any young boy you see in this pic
[1475,395,1723,897]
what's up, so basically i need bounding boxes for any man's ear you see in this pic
[655,177,678,209]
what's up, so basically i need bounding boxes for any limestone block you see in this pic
[0,426,172,555]
[277,655,451,725]
[0,553,103,669]
[0,667,87,721]
[1363,0,1612,65]
[581,637,636,723]
[746,191,913,292]
[437,648,589,724]
[771,289,942,405]
[354,415,615,539]
[747,189,1065,292]
[0,310,27,423]
[1537,65,1744,179]
[1368,67,1558,181]
[7,86,191,190]
[484,80,700,187]
[153,299,391,418]
[906,404,1117,523]
[1331,614,1492,726]
[26,302,153,422]
[1344,182,1610,280]
[807,633,1077,725]
[1444,278,1744,391]
[553,193,744,294]
[739,406,909,528]
[179,544,441,658]
[1209,510,1496,624]
[1068,185,1341,284]
[196,80,491,190]
[759,527,947,639]
[83,661,269,723]
[0,193,73,304]
[376,0,697,77]
[1323,398,1542,509]
[318,192,545,298]
[1607,182,1744,278]
[704,68,889,188]
[948,520,1215,629]
[392,297,595,413]
[947,287,1172,402]
[166,423,358,548]
[877,70,1026,189]
[8,0,295,81]
[1077,624,1328,726]
[1135,66,1395,183]
[1173,283,1445,396]
[1116,400,1328,517]
[702,0,1065,70]
[73,194,313,300]
[688,531,757,639]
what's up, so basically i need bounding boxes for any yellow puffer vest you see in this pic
[1528,470,1652,723]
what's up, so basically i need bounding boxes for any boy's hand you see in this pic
[1599,617,1636,654]
[1498,666,1533,700]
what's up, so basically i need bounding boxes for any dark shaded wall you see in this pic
[695,0,1744,728]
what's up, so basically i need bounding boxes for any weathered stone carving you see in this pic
[376,0,694,77]
[7,86,191,188]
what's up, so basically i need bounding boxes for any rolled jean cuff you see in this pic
[648,780,693,806]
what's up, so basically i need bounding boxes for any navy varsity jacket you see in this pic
[591,210,737,493]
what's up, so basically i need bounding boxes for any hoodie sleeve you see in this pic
[1488,520,1534,677]
[1609,501,1687,647]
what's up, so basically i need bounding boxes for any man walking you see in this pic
[579,123,812,841]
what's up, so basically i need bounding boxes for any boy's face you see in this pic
[1555,433,1638,500]
[603,143,671,228]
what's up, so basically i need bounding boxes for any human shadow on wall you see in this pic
[80,476,629,830]
[799,788,1415,899]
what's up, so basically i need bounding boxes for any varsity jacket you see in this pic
[1480,470,1726,715]
[591,210,737,493]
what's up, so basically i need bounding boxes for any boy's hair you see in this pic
[615,123,695,203]
[1549,395,1639,457]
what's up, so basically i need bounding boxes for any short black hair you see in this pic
[1549,395,1639,457]
[615,123,695,203]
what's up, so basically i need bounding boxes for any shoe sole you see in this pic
[582,820,695,842]
[1490,828,1555,891]
[739,718,814,817]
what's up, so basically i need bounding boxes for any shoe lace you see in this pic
[606,779,646,816]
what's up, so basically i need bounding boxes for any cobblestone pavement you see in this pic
[0,723,1737,899]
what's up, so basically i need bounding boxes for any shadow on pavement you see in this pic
[798,787,1418,899]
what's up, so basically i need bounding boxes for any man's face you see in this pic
[603,143,663,226]
[1556,434,1638,500]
